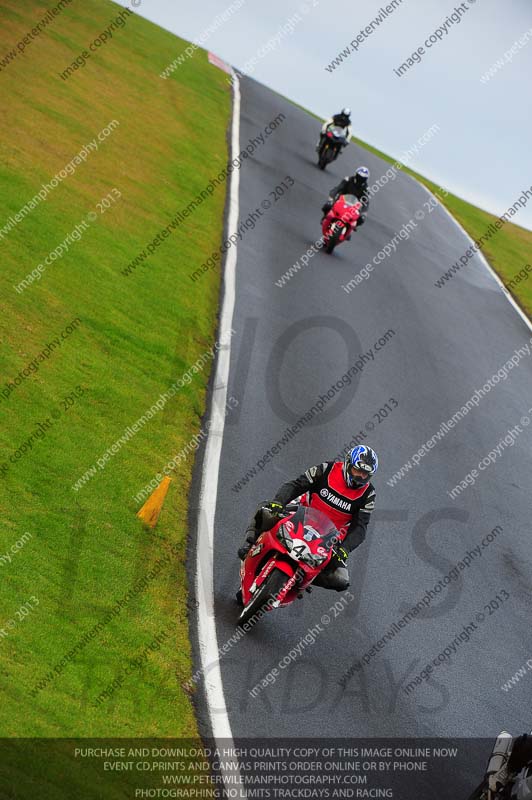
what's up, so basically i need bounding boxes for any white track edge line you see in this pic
[416,181,532,334]
[194,72,244,783]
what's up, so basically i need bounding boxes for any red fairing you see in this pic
[239,509,337,609]
[322,195,362,241]
[300,462,368,536]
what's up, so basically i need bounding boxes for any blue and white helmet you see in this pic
[343,445,378,488]
[356,166,370,180]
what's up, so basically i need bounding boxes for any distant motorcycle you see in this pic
[321,194,363,254]
[468,730,532,799]
[237,505,341,627]
[317,125,347,170]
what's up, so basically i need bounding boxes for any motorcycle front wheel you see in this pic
[318,145,330,170]
[236,568,290,628]
[325,227,343,254]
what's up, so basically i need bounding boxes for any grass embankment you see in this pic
[0,0,230,754]
[351,135,532,317]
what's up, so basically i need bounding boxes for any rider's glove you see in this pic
[263,501,284,516]
[331,545,349,569]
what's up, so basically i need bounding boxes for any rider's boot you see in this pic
[313,566,350,592]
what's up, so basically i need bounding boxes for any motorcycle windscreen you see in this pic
[341,194,359,206]
[288,505,340,552]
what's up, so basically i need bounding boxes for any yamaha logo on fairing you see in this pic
[320,487,351,511]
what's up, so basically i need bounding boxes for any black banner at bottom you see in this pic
[0,738,494,799]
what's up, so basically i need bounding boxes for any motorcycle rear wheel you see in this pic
[236,568,290,628]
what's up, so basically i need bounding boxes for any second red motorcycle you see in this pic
[322,194,363,254]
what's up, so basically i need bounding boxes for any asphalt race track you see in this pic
[192,75,532,743]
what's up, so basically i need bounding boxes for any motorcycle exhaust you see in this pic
[486,731,513,779]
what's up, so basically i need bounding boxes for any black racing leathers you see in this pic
[332,112,351,129]
[273,461,375,553]
[330,175,370,213]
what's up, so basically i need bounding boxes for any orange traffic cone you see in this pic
[136,476,172,528]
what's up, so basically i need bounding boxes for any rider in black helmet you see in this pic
[317,107,352,152]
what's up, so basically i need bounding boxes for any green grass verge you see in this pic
[0,0,230,746]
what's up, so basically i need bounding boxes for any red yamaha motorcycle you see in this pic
[237,505,341,627]
[322,194,362,254]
